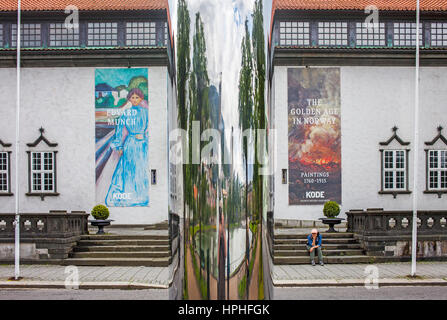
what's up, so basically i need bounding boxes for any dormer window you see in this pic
[11,23,42,48]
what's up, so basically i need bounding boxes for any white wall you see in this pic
[273,66,447,221]
[0,66,171,225]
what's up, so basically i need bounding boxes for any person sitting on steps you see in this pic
[307,228,324,266]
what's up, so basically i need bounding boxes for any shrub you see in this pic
[91,205,110,220]
[323,201,340,218]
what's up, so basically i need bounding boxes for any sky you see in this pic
[167,0,273,181]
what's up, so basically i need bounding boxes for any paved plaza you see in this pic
[273,262,447,286]
[0,264,173,289]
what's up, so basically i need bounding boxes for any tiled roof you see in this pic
[0,0,168,11]
[272,0,447,12]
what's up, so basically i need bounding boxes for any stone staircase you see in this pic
[63,234,171,267]
[273,232,372,265]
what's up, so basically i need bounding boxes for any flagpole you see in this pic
[410,0,420,277]
[14,0,21,280]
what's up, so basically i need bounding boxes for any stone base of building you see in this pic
[0,236,82,260]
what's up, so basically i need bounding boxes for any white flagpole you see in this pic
[411,0,420,277]
[14,0,21,280]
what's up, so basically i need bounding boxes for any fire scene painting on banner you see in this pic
[288,68,341,205]
[95,68,149,207]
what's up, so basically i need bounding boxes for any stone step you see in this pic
[274,233,354,240]
[273,255,372,265]
[274,249,364,257]
[81,234,169,240]
[73,245,170,252]
[143,222,169,230]
[274,238,358,245]
[77,239,169,246]
[71,251,170,259]
[274,243,363,250]
[62,257,170,267]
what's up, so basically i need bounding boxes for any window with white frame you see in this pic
[87,22,118,47]
[383,150,407,190]
[431,22,447,47]
[428,150,447,190]
[279,21,310,46]
[49,23,80,47]
[126,22,157,46]
[0,24,3,47]
[0,152,9,193]
[393,22,422,47]
[11,23,41,47]
[356,22,386,46]
[30,152,55,193]
[318,22,348,46]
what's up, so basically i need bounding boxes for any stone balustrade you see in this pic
[346,209,447,258]
[0,211,89,261]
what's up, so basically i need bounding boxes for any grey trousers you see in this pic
[307,245,323,262]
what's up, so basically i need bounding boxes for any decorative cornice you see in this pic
[26,127,58,148]
[0,139,12,148]
[425,126,447,146]
[379,126,410,146]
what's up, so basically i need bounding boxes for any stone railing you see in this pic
[347,209,447,236]
[0,212,89,238]
[346,209,447,258]
[0,211,89,260]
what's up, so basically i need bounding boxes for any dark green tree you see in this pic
[238,18,254,299]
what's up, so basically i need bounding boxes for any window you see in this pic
[164,22,168,46]
[356,22,386,46]
[30,152,55,193]
[279,21,310,46]
[383,150,407,191]
[49,23,80,47]
[126,22,157,46]
[151,169,157,185]
[318,22,348,46]
[0,152,10,193]
[431,22,447,47]
[87,22,118,47]
[393,22,422,47]
[428,150,447,190]
[11,23,41,48]
[282,169,287,184]
[0,24,3,47]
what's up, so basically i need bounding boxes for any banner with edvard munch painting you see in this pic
[288,68,341,205]
[95,68,149,207]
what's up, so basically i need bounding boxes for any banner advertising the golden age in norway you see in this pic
[288,68,341,205]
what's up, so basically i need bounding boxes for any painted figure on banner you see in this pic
[95,68,149,207]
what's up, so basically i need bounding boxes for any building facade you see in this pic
[268,0,447,221]
[0,0,181,225]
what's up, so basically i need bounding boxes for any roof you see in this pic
[269,0,447,48]
[272,0,447,12]
[0,0,175,49]
[0,0,168,11]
